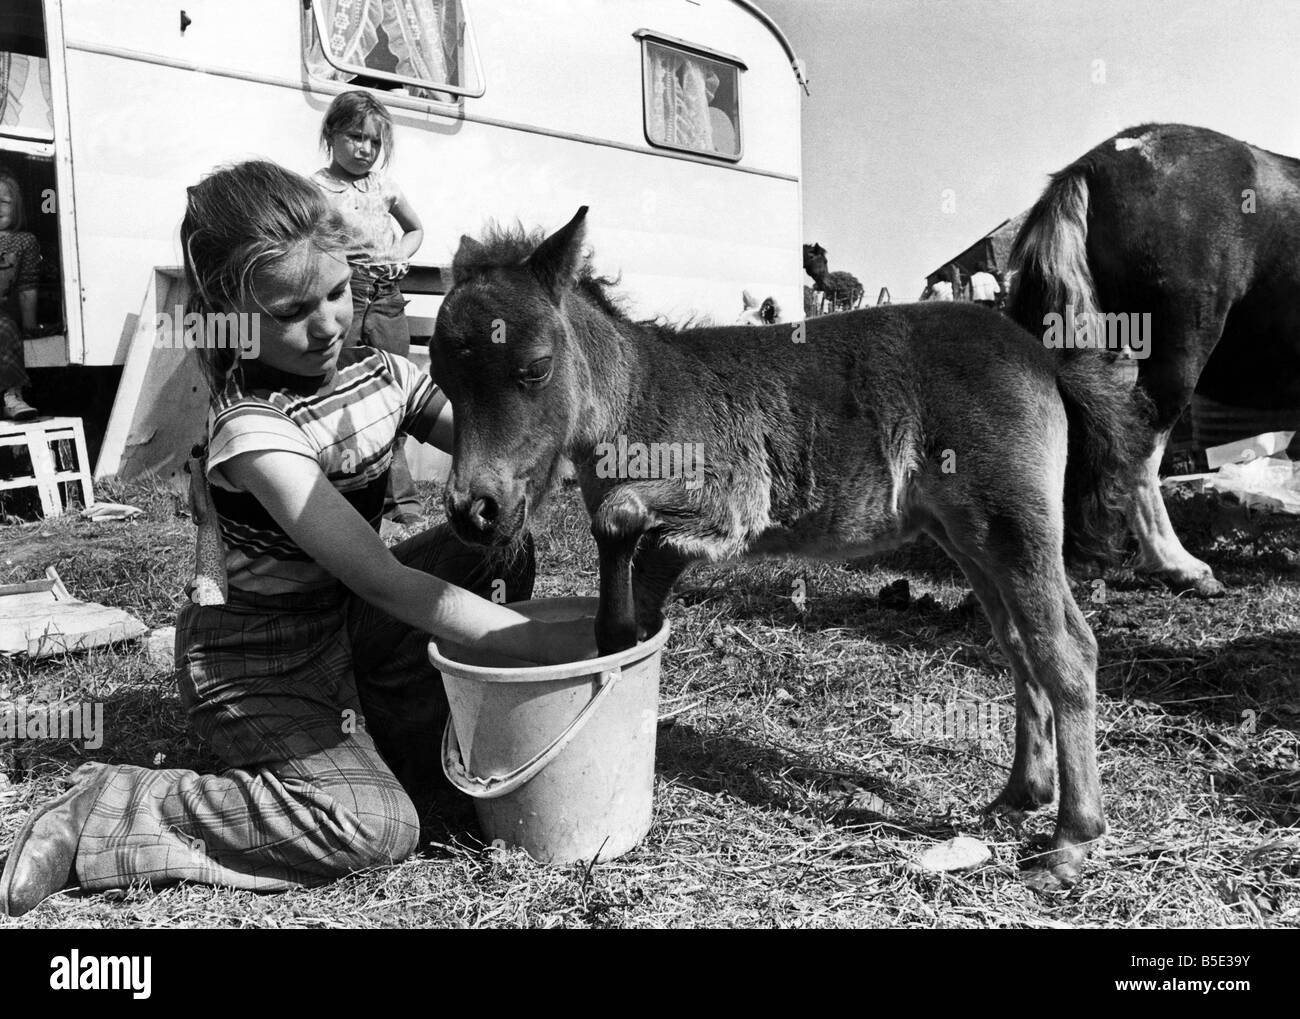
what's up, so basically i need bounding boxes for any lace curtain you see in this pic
[0,53,54,138]
[306,0,459,93]
[646,45,717,152]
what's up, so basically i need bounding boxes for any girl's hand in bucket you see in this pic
[521,616,600,666]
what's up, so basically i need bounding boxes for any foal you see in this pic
[432,209,1148,886]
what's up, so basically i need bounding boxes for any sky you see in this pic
[759,0,1300,302]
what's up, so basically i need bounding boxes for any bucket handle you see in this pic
[442,667,621,800]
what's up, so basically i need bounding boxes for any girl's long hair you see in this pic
[180,160,351,396]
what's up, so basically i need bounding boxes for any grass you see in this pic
[1,476,1298,928]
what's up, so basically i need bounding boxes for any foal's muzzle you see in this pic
[445,484,525,546]
[445,488,495,541]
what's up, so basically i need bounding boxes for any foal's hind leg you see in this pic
[926,528,1056,813]
[934,513,1104,884]
[996,565,1105,884]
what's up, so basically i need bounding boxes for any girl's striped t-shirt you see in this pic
[205,346,445,595]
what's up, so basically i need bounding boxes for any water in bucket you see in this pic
[431,597,670,864]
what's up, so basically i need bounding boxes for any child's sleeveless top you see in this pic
[310,167,408,283]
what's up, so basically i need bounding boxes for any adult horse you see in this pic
[1008,123,1300,597]
[803,242,865,312]
[431,208,1148,886]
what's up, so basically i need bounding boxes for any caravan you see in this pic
[0,0,804,481]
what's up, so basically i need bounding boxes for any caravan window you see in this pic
[304,0,483,101]
[1,0,54,143]
[637,32,743,160]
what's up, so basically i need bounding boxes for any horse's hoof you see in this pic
[984,783,1053,818]
[1024,863,1080,893]
[1189,575,1227,599]
[1022,842,1087,891]
[1159,571,1226,599]
[595,628,638,657]
[983,801,1029,826]
[984,804,1030,833]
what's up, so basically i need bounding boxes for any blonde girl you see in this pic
[0,160,587,916]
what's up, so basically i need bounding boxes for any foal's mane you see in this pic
[457,221,722,336]
[457,220,632,323]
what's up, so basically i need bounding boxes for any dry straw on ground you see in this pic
[1,477,1297,928]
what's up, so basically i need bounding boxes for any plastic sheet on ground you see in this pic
[1163,455,1300,515]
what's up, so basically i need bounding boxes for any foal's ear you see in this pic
[528,206,588,299]
[451,234,488,284]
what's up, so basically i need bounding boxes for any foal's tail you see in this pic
[1013,156,1153,562]
[1006,166,1102,337]
[1056,356,1151,564]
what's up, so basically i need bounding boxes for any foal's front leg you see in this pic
[631,534,694,639]
[592,488,653,655]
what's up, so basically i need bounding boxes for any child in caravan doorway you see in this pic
[0,168,42,420]
[0,160,591,917]
[311,91,425,526]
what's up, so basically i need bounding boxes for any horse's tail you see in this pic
[1007,165,1102,337]
[1055,355,1151,564]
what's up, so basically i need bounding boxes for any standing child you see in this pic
[0,160,590,917]
[311,91,424,525]
[0,168,42,420]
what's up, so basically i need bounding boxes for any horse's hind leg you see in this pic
[926,528,1055,813]
[1131,310,1229,597]
[1000,566,1104,884]
[1131,423,1225,597]
[935,518,1104,885]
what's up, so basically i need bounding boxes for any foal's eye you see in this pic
[518,357,552,385]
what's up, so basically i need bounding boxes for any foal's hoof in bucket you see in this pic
[595,624,638,657]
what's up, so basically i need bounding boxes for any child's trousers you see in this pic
[0,312,29,391]
[71,523,535,893]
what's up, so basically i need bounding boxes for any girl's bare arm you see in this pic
[220,449,591,664]
[390,188,424,261]
[428,398,453,453]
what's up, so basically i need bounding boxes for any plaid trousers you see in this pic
[74,524,535,893]
[0,313,28,391]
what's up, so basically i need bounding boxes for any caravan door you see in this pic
[0,0,83,369]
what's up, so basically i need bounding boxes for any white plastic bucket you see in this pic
[430,597,669,864]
